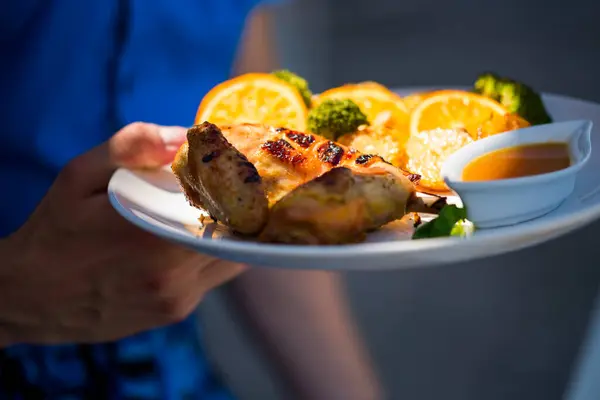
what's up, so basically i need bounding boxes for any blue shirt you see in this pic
[0,0,279,398]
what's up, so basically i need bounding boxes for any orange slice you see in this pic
[195,73,308,131]
[505,113,531,130]
[313,82,411,145]
[409,90,513,140]
[403,92,432,111]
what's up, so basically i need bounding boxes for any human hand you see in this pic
[0,122,246,346]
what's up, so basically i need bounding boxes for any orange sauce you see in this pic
[462,142,571,182]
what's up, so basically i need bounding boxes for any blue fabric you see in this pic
[0,0,281,398]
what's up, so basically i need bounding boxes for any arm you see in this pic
[231,4,279,75]
[228,7,383,399]
[228,269,383,400]
[0,124,246,347]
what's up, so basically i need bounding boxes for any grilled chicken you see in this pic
[172,122,445,244]
[259,167,417,245]
[217,123,420,205]
[172,122,269,235]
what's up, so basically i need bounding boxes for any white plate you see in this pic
[108,88,600,270]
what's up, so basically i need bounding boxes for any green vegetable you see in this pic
[272,69,313,107]
[449,218,475,237]
[412,205,474,239]
[473,72,553,126]
[307,99,369,140]
[473,72,499,100]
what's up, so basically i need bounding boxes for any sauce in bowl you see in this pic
[462,142,571,182]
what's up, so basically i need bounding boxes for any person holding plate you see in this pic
[0,1,382,399]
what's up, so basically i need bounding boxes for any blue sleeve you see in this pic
[0,1,45,38]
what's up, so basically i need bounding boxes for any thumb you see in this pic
[61,122,188,196]
[109,122,188,169]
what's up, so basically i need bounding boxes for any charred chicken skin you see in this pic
[172,122,443,245]
[217,123,420,204]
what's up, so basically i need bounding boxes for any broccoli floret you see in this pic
[473,72,552,125]
[307,99,369,140]
[474,72,501,101]
[498,79,552,125]
[271,69,313,107]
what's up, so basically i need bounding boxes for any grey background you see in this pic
[199,1,600,399]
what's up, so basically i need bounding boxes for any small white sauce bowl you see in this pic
[441,120,593,229]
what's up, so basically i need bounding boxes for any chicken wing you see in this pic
[172,122,269,235]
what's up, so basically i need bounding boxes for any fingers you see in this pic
[11,259,248,345]
[155,259,247,323]
[109,123,188,170]
[58,122,187,196]
[111,257,247,326]
[139,257,247,312]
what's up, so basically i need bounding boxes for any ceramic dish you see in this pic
[108,89,600,270]
[442,119,593,228]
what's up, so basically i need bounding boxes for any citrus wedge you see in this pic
[195,73,308,131]
[409,90,513,140]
